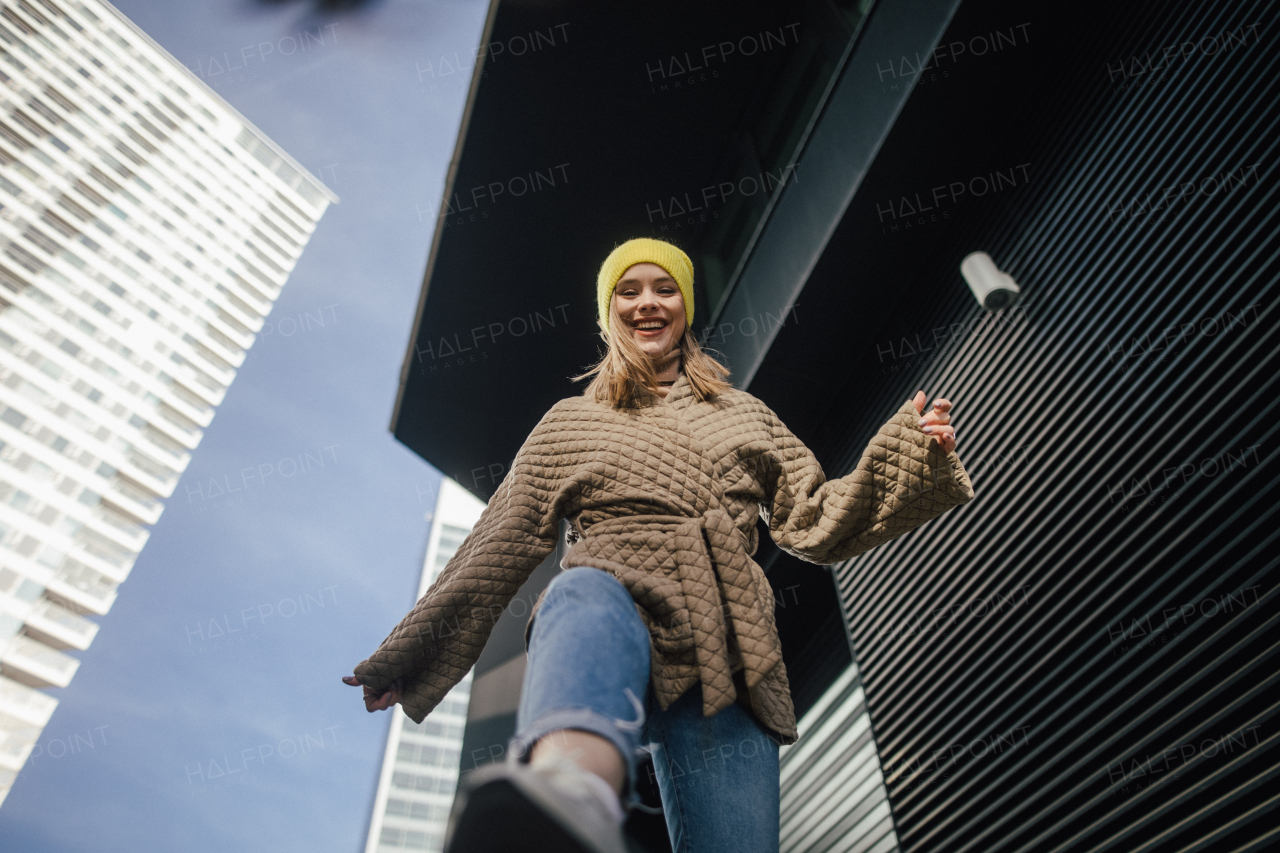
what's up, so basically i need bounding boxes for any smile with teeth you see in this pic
[633,318,668,332]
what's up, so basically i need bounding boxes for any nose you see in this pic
[637,286,661,311]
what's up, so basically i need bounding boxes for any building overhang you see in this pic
[392,0,851,498]
[390,0,1072,500]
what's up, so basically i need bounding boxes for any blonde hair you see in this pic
[572,295,732,407]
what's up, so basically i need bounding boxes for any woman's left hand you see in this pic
[911,390,957,454]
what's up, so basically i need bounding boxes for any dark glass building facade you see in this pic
[391,0,1278,849]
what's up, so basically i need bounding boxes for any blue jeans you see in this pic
[509,566,781,853]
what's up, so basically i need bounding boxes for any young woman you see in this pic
[345,238,973,853]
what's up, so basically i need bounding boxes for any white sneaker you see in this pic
[529,743,626,824]
[444,747,631,853]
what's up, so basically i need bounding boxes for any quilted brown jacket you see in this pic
[352,372,975,746]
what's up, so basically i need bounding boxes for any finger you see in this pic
[342,676,362,686]
[918,411,950,427]
[921,424,956,447]
[912,390,925,415]
[932,398,952,412]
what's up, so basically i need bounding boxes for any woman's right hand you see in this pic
[343,674,404,712]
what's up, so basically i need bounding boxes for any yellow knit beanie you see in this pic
[596,238,694,333]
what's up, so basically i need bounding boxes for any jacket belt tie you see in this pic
[569,509,784,718]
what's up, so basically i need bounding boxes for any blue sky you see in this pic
[0,1,487,849]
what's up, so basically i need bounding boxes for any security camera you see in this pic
[960,251,1021,310]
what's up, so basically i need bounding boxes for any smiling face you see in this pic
[612,262,686,358]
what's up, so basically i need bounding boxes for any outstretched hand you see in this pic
[911,390,958,455]
[343,674,404,712]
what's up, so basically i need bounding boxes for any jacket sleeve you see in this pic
[762,399,974,565]
[351,403,566,722]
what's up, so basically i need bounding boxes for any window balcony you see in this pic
[45,559,118,616]
[116,447,179,497]
[64,535,135,584]
[154,375,214,426]
[0,713,41,772]
[102,474,162,524]
[23,596,99,651]
[0,634,79,688]
[148,404,203,449]
[0,673,56,727]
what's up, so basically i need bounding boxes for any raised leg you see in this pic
[510,566,653,811]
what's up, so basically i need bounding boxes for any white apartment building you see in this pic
[366,477,485,853]
[0,0,334,806]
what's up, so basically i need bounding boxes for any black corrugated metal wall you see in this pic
[822,0,1277,850]
[780,663,901,852]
